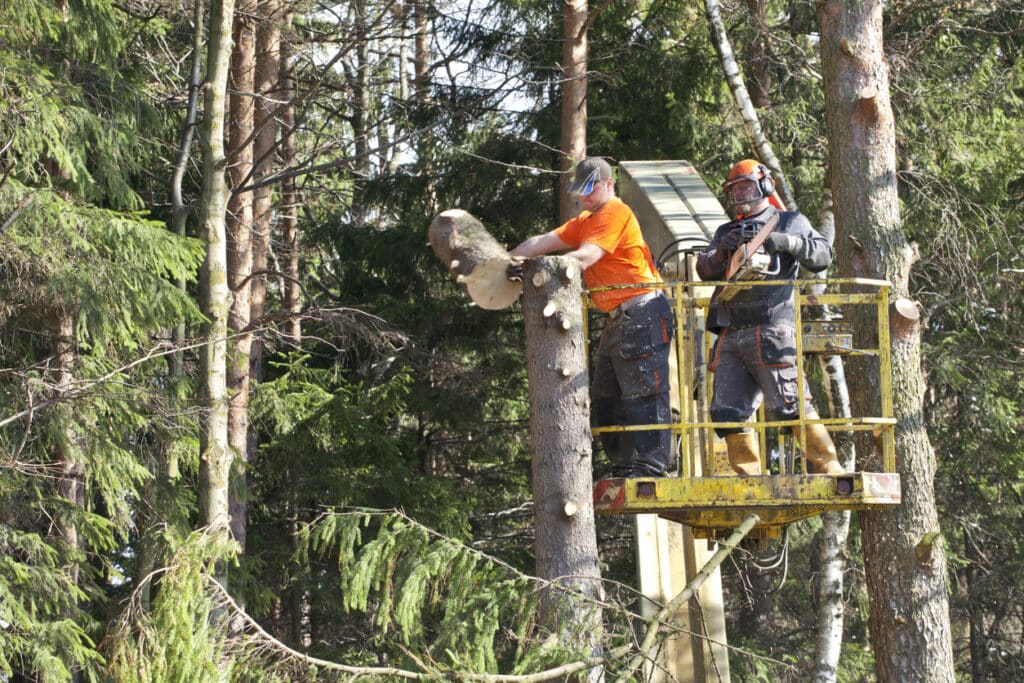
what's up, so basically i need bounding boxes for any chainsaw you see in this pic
[718,214,781,301]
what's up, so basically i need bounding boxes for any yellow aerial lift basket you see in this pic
[589,270,901,541]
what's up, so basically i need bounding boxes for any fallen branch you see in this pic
[616,513,761,682]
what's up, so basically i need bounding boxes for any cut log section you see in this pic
[428,209,523,310]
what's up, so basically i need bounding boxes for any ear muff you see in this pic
[757,164,776,198]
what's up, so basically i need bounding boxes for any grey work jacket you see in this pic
[696,207,833,334]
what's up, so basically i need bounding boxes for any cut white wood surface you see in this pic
[428,209,522,310]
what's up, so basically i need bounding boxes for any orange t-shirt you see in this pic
[555,197,661,312]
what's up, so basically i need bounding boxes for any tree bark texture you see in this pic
[813,350,855,683]
[280,14,301,344]
[227,0,257,555]
[814,506,852,683]
[559,0,587,223]
[521,256,603,673]
[412,0,436,212]
[813,187,853,683]
[251,0,281,365]
[170,0,205,379]
[53,313,82,587]
[427,209,522,310]
[350,0,372,225]
[199,0,237,558]
[818,2,954,681]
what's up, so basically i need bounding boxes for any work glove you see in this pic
[717,228,746,251]
[506,257,526,282]
[711,228,745,264]
[763,233,797,254]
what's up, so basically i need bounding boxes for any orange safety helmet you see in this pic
[723,159,777,204]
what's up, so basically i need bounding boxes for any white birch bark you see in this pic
[280,13,301,344]
[198,0,237,572]
[811,188,853,683]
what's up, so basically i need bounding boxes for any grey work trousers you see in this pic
[591,293,674,476]
[708,323,815,437]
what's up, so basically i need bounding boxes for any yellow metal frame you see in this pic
[585,276,900,537]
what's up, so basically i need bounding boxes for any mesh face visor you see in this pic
[723,177,763,206]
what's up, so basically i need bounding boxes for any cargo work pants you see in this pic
[591,293,674,477]
[708,323,816,437]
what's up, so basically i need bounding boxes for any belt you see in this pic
[607,290,662,319]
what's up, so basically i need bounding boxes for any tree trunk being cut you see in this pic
[428,209,522,310]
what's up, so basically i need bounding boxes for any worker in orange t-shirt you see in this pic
[509,157,674,478]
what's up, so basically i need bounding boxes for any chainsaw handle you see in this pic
[762,251,782,277]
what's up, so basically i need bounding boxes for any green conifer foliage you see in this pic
[298,510,585,676]
[104,530,239,682]
[0,185,204,674]
[0,0,205,675]
[892,4,1024,677]
[0,0,1020,676]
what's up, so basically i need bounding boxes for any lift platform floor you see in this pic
[593,472,901,536]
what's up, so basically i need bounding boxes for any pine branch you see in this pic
[0,197,29,235]
[209,575,630,681]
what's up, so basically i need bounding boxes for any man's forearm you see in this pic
[696,252,726,280]
[510,231,567,258]
[565,242,605,269]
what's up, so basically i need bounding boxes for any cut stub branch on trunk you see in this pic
[428,209,523,310]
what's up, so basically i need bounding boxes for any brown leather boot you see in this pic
[804,423,845,474]
[725,432,762,476]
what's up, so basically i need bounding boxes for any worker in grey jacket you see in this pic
[697,159,844,476]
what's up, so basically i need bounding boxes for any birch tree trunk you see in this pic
[812,187,854,683]
[280,14,301,344]
[704,0,795,209]
[818,2,954,680]
[227,0,256,556]
[199,0,237,573]
[559,0,587,223]
[521,256,603,681]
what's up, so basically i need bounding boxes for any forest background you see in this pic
[0,0,1021,680]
